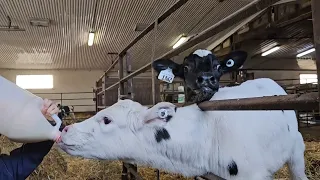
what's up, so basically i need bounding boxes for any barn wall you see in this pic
[0,69,162,111]
[0,69,103,112]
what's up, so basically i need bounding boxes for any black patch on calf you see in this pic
[228,160,238,176]
[282,110,284,113]
[155,128,170,143]
[174,107,177,112]
[166,115,173,122]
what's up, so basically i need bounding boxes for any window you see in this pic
[16,75,53,89]
[299,74,317,84]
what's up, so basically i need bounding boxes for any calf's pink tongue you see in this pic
[57,136,62,143]
[54,133,62,143]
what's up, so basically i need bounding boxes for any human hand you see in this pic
[41,99,59,121]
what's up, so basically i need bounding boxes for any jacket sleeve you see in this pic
[0,140,54,180]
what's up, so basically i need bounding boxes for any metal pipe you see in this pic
[119,55,125,96]
[34,92,93,95]
[0,28,25,31]
[151,20,158,105]
[104,72,108,106]
[195,92,319,111]
[121,163,128,180]
[123,163,143,180]
[103,0,283,91]
[126,53,134,99]
[49,98,94,101]
[311,0,320,112]
[95,89,98,113]
[103,56,119,77]
[236,68,316,71]
[61,105,95,107]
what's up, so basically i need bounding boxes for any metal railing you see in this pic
[34,91,95,121]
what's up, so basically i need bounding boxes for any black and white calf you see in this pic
[58,78,308,180]
[57,104,76,120]
[152,49,247,103]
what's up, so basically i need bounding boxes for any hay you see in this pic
[0,137,318,180]
[0,116,318,180]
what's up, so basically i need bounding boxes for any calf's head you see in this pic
[58,100,178,161]
[152,49,247,102]
[58,100,207,176]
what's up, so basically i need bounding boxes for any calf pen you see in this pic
[34,91,96,123]
[92,0,320,179]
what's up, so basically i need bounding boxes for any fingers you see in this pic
[41,99,51,114]
[41,99,50,114]
[46,103,59,116]
[41,99,58,117]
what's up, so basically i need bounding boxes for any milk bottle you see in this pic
[0,76,61,143]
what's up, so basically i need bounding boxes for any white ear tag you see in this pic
[157,109,168,119]
[158,68,174,83]
[226,59,234,67]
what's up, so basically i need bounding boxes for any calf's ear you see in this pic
[152,59,184,79]
[143,102,176,126]
[219,50,247,74]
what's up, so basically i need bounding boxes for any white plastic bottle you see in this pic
[0,76,61,143]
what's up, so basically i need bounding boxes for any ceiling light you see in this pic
[261,46,280,56]
[296,48,315,57]
[30,18,50,27]
[88,32,95,46]
[173,36,188,49]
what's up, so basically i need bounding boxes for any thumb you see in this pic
[40,104,47,115]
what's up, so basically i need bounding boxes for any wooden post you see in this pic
[311,0,320,112]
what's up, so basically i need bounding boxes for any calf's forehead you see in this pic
[184,55,220,72]
[99,100,145,117]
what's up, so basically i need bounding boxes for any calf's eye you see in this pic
[103,117,112,124]
[226,59,234,67]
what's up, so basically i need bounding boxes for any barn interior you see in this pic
[0,0,319,179]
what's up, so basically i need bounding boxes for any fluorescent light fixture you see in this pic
[261,46,280,56]
[88,32,95,46]
[296,48,315,57]
[173,36,188,49]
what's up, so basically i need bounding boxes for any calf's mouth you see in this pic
[191,86,218,103]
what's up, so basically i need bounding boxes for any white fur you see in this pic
[58,78,308,180]
[193,49,212,57]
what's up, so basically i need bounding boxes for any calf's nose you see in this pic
[197,75,216,85]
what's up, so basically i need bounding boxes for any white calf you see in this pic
[58,78,308,180]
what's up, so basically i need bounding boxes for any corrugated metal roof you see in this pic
[0,0,252,70]
[249,19,315,59]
